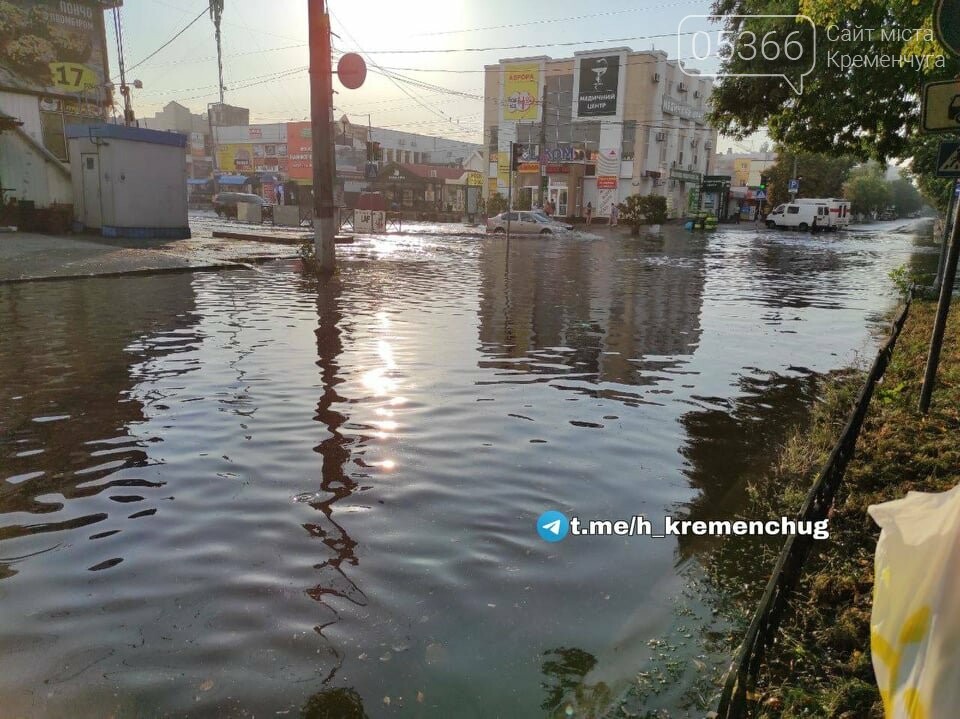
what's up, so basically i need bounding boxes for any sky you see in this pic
[109,0,765,152]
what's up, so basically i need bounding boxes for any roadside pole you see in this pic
[933,181,958,291]
[507,141,513,242]
[919,193,960,412]
[539,86,548,208]
[207,103,219,198]
[308,0,336,273]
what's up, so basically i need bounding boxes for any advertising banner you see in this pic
[596,176,618,189]
[598,187,617,218]
[576,55,621,117]
[497,150,511,189]
[597,148,620,176]
[216,143,254,173]
[502,62,540,121]
[287,121,313,181]
[0,1,112,104]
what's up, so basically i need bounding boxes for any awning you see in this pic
[216,175,248,186]
[187,178,211,186]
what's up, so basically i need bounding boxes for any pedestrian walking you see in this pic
[609,203,619,226]
[275,183,284,206]
[585,202,593,224]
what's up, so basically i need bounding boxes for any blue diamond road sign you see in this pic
[937,141,960,178]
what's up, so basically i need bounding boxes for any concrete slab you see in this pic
[0,233,241,283]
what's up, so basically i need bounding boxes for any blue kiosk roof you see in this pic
[65,123,188,148]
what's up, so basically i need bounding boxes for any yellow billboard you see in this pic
[497,149,511,189]
[503,62,540,121]
[216,143,254,173]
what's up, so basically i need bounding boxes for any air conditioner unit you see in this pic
[655,132,666,142]
[678,82,687,92]
[652,72,661,83]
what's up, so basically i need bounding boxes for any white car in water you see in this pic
[486,211,574,235]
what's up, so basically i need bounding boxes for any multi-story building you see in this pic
[483,49,717,220]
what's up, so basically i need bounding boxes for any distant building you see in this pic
[712,149,777,188]
[483,49,718,220]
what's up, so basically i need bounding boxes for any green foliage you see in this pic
[618,194,667,233]
[765,151,856,207]
[516,192,532,211]
[843,164,891,217]
[486,192,508,216]
[888,178,924,216]
[888,263,925,299]
[709,1,952,207]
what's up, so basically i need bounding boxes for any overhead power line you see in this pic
[410,1,702,36]
[122,7,208,76]
[353,32,697,55]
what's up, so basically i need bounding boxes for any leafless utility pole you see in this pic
[309,0,336,272]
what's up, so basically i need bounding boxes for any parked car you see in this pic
[213,192,273,221]
[879,209,898,221]
[486,211,573,235]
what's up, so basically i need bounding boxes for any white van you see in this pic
[793,198,852,230]
[766,202,829,230]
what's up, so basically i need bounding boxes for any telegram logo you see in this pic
[536,510,570,542]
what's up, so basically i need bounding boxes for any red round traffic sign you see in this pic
[337,53,367,90]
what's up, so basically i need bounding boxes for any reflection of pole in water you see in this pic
[305,275,367,672]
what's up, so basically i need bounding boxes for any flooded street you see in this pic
[0,222,938,717]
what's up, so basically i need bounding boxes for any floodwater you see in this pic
[0,221,938,718]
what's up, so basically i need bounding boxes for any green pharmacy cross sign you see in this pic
[935,0,960,58]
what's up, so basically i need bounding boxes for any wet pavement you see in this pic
[0,218,939,718]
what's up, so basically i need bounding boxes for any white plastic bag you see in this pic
[868,481,960,718]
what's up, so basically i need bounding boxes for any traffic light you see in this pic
[759,173,768,190]
[511,143,525,171]
[366,141,381,162]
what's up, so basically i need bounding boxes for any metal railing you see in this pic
[716,295,913,717]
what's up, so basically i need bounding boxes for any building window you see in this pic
[679,151,684,164]
[620,120,636,161]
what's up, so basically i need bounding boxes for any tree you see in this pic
[889,178,924,216]
[764,150,856,207]
[844,164,891,218]
[209,1,225,104]
[709,1,952,193]
[487,192,508,217]
[618,194,668,235]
